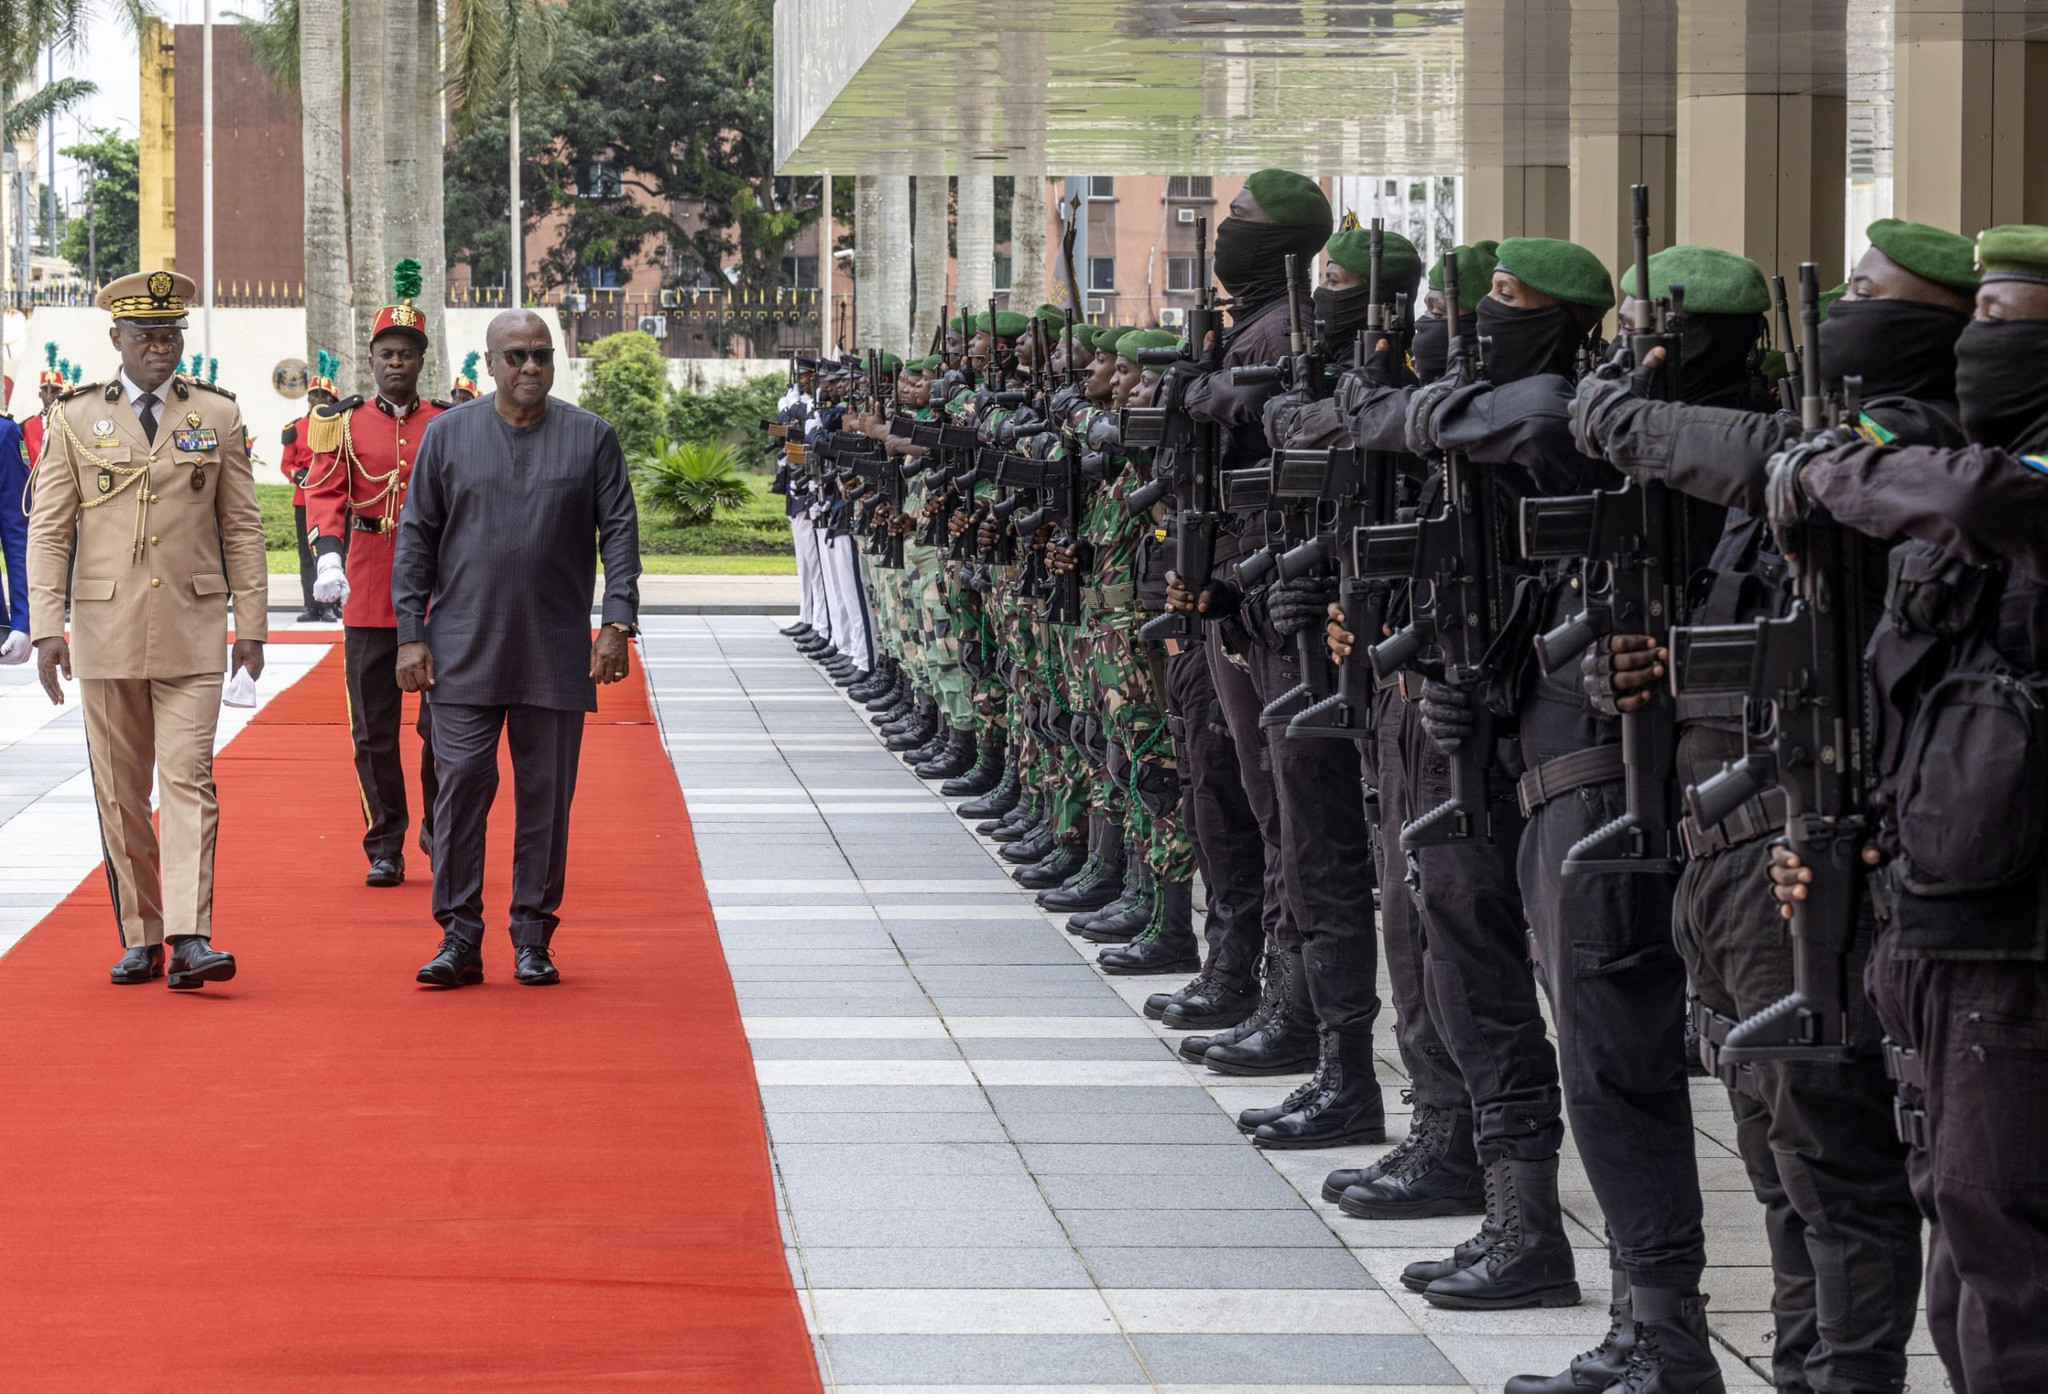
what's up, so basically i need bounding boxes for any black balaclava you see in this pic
[1955,317,2048,447]
[1818,297,1970,403]
[1473,299,1597,384]
[1213,217,1329,327]
[1411,315,1449,383]
[1675,312,1766,408]
[1312,284,1374,360]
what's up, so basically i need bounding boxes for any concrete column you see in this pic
[955,173,995,314]
[911,172,950,353]
[1895,0,2048,232]
[854,173,911,356]
[1676,0,1848,286]
[1570,0,1677,285]
[1464,0,1574,239]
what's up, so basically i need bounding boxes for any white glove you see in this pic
[0,630,27,665]
[312,553,350,606]
[222,665,259,708]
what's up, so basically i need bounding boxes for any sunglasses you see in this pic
[492,347,556,367]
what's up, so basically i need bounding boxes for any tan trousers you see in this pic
[79,674,224,947]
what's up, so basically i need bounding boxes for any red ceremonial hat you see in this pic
[371,259,429,347]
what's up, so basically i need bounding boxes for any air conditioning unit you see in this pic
[1158,307,1187,328]
[560,293,589,313]
[638,315,669,339]
[1084,296,1108,315]
[1177,208,1197,224]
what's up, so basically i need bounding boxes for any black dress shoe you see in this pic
[515,945,561,985]
[1159,972,1259,1029]
[366,856,405,888]
[779,620,813,637]
[110,943,165,984]
[166,936,237,990]
[417,934,484,987]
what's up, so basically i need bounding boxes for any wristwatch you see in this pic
[608,621,638,637]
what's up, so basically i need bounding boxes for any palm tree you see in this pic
[417,0,447,393]
[348,0,384,386]
[382,0,419,291]
[910,172,947,353]
[856,174,910,357]
[445,0,572,310]
[1008,175,1048,312]
[955,172,992,315]
[290,0,347,390]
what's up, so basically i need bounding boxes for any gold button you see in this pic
[150,578,161,588]
[148,493,160,503]
[149,535,159,545]
[398,437,407,446]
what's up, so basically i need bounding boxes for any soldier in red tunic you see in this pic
[303,261,451,887]
[22,346,67,466]
[282,351,340,621]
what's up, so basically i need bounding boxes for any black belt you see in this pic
[1679,785,1787,859]
[1516,744,1624,817]
[350,513,396,535]
[1689,995,1760,1100]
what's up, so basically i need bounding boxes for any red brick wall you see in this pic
[173,25,306,297]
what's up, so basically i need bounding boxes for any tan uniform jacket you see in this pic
[27,377,270,677]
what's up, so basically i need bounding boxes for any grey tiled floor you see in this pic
[655,615,1938,1392]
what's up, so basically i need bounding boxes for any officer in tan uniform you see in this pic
[26,270,269,989]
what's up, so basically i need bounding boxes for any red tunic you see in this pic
[21,413,43,468]
[279,414,313,505]
[303,395,448,628]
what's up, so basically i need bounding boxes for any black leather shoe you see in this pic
[780,620,814,638]
[110,943,164,984]
[1236,1059,1329,1135]
[1336,1103,1486,1218]
[1203,948,1318,1076]
[515,945,561,985]
[418,826,434,864]
[867,681,909,713]
[1179,951,1281,1063]
[832,666,869,689]
[1504,1271,1636,1394]
[941,734,1006,796]
[1597,1286,1722,1394]
[1254,1029,1387,1149]
[417,934,484,987]
[1159,971,1259,1030]
[166,936,237,990]
[1015,841,1084,888]
[1421,1155,1581,1310]
[366,856,405,888]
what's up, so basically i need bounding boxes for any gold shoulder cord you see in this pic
[55,408,154,561]
[340,411,404,531]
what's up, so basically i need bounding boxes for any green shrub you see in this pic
[666,373,787,455]
[579,331,670,461]
[633,438,754,527]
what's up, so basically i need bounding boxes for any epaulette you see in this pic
[307,397,358,455]
[281,422,299,445]
[319,395,365,416]
[188,377,236,401]
[428,397,454,410]
[61,381,101,403]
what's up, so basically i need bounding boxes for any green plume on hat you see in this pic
[68,363,81,384]
[43,342,57,369]
[392,258,423,302]
[460,350,481,378]
[207,358,218,383]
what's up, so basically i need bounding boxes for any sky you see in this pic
[31,1,213,211]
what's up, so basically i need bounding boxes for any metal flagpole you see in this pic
[203,0,215,358]
[819,169,831,358]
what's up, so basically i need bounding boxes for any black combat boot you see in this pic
[849,659,895,701]
[1039,821,1125,911]
[905,720,952,764]
[1254,1028,1387,1149]
[1401,1217,1502,1292]
[1421,1155,1581,1310]
[1177,950,1280,1062]
[867,671,911,712]
[1098,879,1198,974]
[1606,1286,1724,1393]
[1076,856,1154,942]
[1504,1271,1637,1393]
[882,695,934,742]
[962,753,1021,819]
[1070,844,1146,935]
[916,726,978,779]
[1203,947,1318,1076]
[1235,1040,1330,1134]
[1336,1101,1485,1218]
[1015,835,1085,887]
[1002,818,1058,864]
[1154,970,1259,1029]
[984,795,1040,841]
[942,731,1006,796]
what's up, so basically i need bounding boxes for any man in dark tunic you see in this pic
[392,310,642,987]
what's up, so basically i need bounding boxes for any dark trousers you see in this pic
[1249,642,1380,1037]
[1677,833,1920,1394]
[1404,699,1562,1162]
[430,702,586,947]
[1518,693,1703,1290]
[1167,644,1264,986]
[1204,637,1297,951]
[1368,688,1468,1111]
[293,503,317,614]
[1868,933,2048,1394]
[343,625,438,863]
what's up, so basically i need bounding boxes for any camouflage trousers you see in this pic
[902,543,973,729]
[1075,606,1195,881]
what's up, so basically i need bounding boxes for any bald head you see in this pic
[486,309,552,350]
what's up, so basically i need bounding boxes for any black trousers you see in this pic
[430,702,586,947]
[343,626,438,863]
[1249,642,1381,1037]
[1204,637,1297,952]
[1167,644,1265,986]
[292,503,317,614]
[1868,933,2048,1394]
[1677,831,1920,1394]
[1518,691,1703,1290]
[1404,699,1562,1162]
[1368,688,1468,1111]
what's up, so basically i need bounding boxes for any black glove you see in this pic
[1418,678,1479,753]
[1764,429,1853,539]
[1261,390,1309,450]
[1404,377,1459,457]
[1579,644,1625,718]
[1268,575,1337,639]
[1363,337,1417,389]
[1569,360,1643,460]
[1085,411,1122,452]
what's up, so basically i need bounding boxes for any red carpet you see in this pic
[0,647,821,1392]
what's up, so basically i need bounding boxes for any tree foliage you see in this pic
[666,372,783,451]
[58,129,138,278]
[577,330,669,460]
[632,438,751,526]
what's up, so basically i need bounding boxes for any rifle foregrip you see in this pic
[1369,625,1424,682]
[1278,535,1330,582]
[1230,365,1284,386]
[1237,547,1278,590]
[1125,476,1170,515]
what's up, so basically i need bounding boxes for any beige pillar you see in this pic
[1570,0,1677,286]
[1676,0,1848,287]
[1895,0,2048,233]
[1464,0,1574,239]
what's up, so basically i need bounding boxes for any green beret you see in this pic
[1100,326,1142,354]
[874,352,904,373]
[1426,242,1499,311]
[989,310,1030,339]
[902,355,937,373]
[1245,169,1333,231]
[1977,224,2048,283]
[1114,329,1182,359]
[1868,219,1979,292]
[1033,303,1069,327]
[1818,284,1848,322]
[1325,228,1423,286]
[1619,245,1769,316]
[948,314,967,333]
[1494,237,1614,311]
[1066,323,1099,352]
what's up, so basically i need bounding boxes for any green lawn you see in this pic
[258,469,794,576]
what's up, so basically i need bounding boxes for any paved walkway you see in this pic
[647,615,1947,1393]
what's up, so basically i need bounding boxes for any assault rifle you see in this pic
[1357,250,1506,846]
[1666,262,1863,1066]
[1516,183,1694,873]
